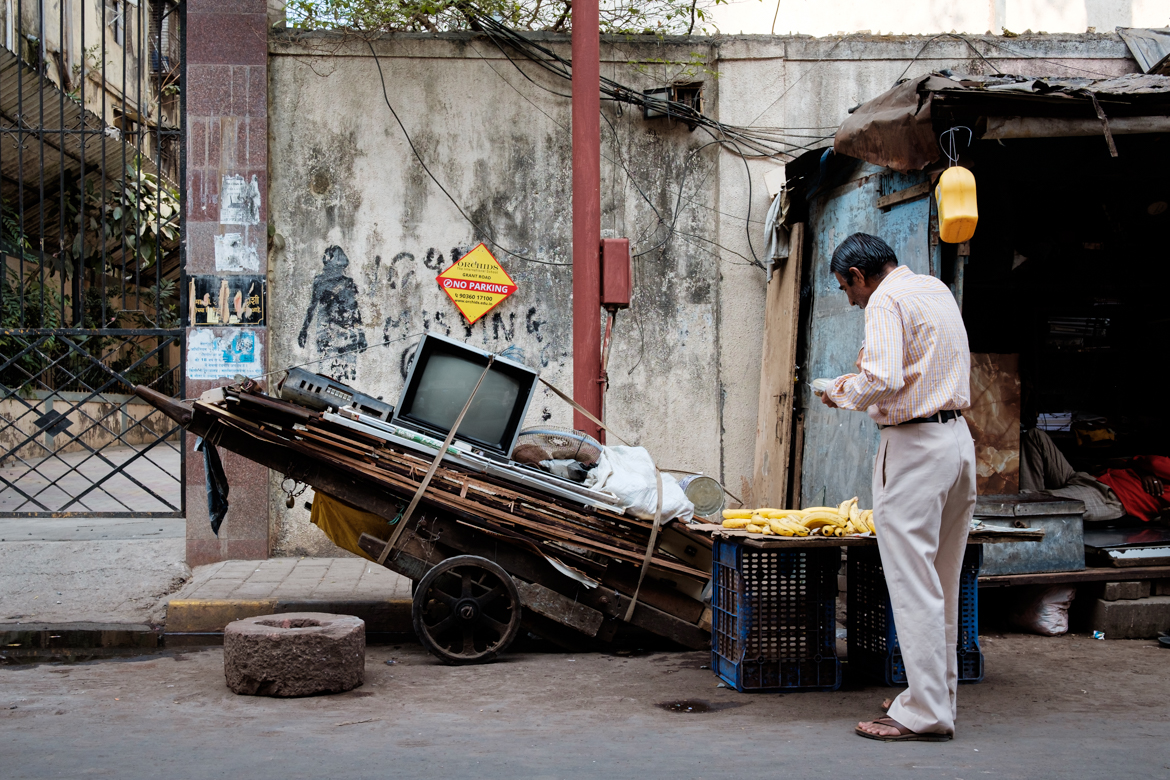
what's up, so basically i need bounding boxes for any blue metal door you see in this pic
[799,167,937,509]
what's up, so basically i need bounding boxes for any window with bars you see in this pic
[150,0,179,72]
[106,0,125,46]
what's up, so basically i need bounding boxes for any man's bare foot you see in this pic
[881,698,894,712]
[857,717,907,738]
[854,717,951,742]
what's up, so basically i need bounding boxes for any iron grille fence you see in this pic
[1,0,185,517]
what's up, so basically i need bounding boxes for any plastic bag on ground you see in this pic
[585,445,694,523]
[1008,585,1077,636]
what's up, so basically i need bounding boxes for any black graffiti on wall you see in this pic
[299,245,368,381]
[297,245,559,383]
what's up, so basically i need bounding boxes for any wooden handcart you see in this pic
[137,382,712,665]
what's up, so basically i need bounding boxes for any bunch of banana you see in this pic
[721,500,876,536]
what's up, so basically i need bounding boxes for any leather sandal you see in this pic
[855,717,952,742]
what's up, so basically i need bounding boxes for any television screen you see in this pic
[393,333,538,457]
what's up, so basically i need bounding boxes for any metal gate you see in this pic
[1,0,184,517]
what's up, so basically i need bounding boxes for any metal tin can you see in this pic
[676,474,725,518]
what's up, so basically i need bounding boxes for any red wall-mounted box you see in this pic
[600,238,631,309]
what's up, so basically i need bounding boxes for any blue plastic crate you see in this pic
[711,539,841,692]
[847,544,984,686]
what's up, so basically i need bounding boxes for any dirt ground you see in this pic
[2,632,1168,779]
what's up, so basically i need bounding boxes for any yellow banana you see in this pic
[801,510,846,529]
[723,509,753,520]
[745,523,766,534]
[849,504,861,524]
[800,506,839,514]
[838,497,858,519]
[765,518,794,536]
[777,517,810,536]
[722,519,752,529]
[792,520,812,536]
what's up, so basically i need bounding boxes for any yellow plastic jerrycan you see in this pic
[934,166,978,243]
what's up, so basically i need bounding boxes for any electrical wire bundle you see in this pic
[469,11,834,159]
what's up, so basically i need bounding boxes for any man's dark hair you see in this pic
[830,233,898,285]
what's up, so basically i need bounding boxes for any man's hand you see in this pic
[1141,474,1165,498]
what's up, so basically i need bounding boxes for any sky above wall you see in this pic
[708,0,1169,37]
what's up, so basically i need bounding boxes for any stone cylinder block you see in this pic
[223,612,365,696]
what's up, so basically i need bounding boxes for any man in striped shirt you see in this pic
[820,233,976,742]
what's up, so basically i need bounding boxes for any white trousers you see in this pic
[872,416,976,736]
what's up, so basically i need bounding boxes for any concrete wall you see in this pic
[265,30,1137,556]
[711,0,1168,36]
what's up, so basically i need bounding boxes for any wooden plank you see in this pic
[583,589,709,650]
[752,222,804,509]
[513,579,604,637]
[693,525,1044,549]
[600,561,705,623]
[876,180,931,210]
[979,564,1170,588]
[789,411,805,506]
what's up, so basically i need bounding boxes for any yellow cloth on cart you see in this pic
[310,490,394,562]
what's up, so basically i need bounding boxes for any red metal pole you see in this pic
[571,0,603,442]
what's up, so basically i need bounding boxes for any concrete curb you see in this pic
[164,598,415,642]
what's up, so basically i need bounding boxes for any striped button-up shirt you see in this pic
[826,265,970,426]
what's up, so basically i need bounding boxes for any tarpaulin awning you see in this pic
[834,71,1170,172]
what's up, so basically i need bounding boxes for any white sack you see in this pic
[585,445,694,523]
[1008,585,1076,636]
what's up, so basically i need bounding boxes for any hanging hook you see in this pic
[939,126,973,166]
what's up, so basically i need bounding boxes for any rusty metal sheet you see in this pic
[799,170,933,510]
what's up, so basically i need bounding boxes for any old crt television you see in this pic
[393,332,539,459]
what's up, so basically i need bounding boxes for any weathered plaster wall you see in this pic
[265,30,1136,556]
[266,34,721,555]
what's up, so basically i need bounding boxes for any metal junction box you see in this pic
[976,493,1086,576]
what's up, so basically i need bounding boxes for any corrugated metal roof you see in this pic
[0,45,175,253]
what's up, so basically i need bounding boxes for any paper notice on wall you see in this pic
[219,174,261,225]
[189,275,266,326]
[214,233,260,272]
[186,328,264,380]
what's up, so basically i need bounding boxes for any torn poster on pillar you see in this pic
[186,328,264,380]
[189,275,266,326]
[219,174,261,225]
[214,232,260,272]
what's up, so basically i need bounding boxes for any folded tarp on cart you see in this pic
[311,490,393,562]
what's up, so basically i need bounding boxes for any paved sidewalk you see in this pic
[173,557,412,601]
[165,557,414,635]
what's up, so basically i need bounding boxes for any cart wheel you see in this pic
[412,555,522,665]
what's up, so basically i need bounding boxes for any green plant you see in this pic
[62,161,180,278]
[286,0,726,36]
